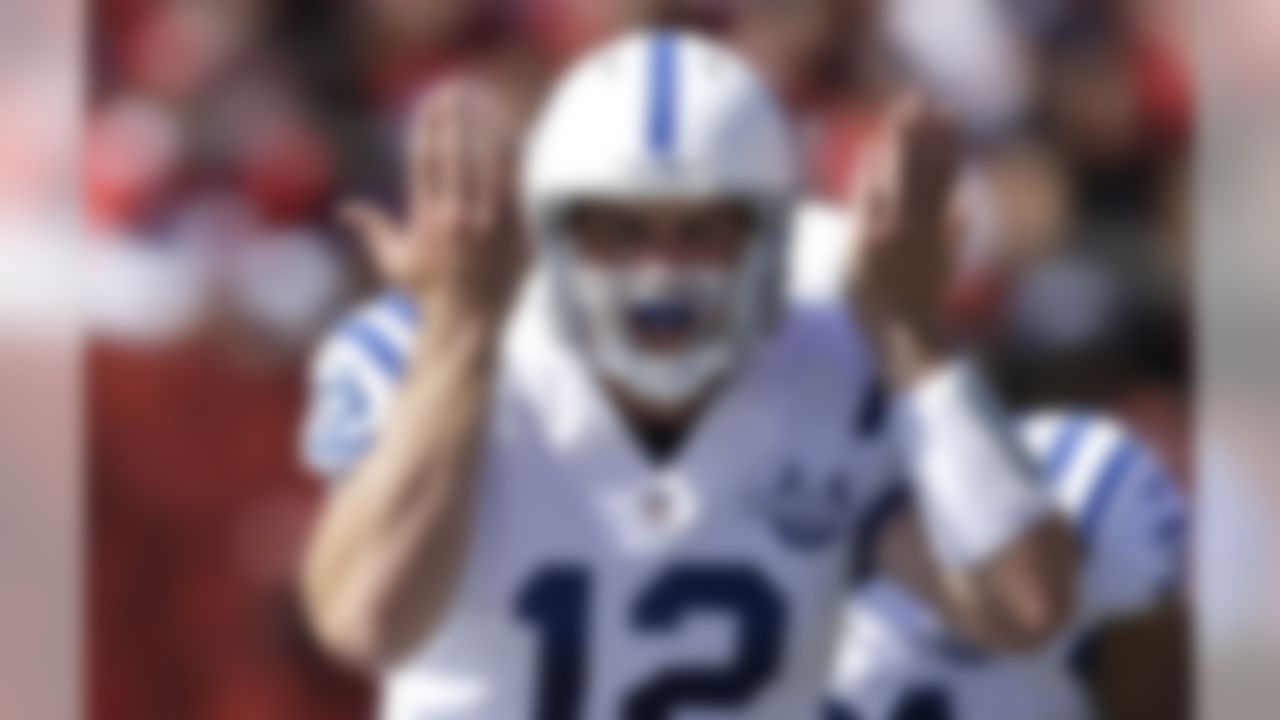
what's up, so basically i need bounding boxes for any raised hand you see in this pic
[342,79,525,326]
[846,98,963,385]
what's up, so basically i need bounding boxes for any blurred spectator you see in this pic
[196,63,337,225]
[733,0,894,200]
[85,95,184,231]
[884,0,1033,141]
[105,0,256,106]
[91,335,371,720]
[352,0,507,114]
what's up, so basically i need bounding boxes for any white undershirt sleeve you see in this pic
[895,357,1053,570]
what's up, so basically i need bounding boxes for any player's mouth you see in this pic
[627,301,701,352]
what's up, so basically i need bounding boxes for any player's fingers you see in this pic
[340,199,398,244]
[901,105,960,215]
[887,93,950,166]
[887,92,929,135]
[460,87,495,216]
[869,137,908,244]
[844,140,889,257]
[434,83,469,210]
[340,199,403,278]
[471,91,516,239]
[410,90,449,207]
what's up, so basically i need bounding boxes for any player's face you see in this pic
[563,199,756,356]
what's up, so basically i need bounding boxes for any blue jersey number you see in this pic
[516,563,786,720]
[892,686,953,720]
[821,686,950,720]
[516,566,591,720]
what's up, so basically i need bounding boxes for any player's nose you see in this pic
[638,226,703,269]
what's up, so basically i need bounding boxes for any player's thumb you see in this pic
[340,199,402,276]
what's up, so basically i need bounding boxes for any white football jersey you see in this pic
[826,412,1189,720]
[301,208,909,720]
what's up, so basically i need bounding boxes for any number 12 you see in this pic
[516,563,786,720]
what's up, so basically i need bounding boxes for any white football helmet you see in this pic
[523,30,799,407]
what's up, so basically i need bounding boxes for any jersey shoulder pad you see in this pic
[299,292,422,481]
[1017,411,1163,529]
[1019,409,1188,618]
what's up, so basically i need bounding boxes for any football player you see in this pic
[826,412,1189,720]
[299,31,1078,719]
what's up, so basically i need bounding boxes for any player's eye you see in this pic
[675,207,754,263]
[571,208,652,263]
[592,218,647,257]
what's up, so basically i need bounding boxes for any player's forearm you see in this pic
[882,509,1076,651]
[950,516,1078,650]
[862,313,951,391]
[895,360,1079,649]
[303,312,499,670]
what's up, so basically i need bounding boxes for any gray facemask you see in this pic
[554,229,781,408]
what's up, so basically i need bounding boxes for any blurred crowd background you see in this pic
[86,0,1192,718]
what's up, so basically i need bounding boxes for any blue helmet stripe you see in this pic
[648,32,679,156]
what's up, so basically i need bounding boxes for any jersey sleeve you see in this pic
[1021,412,1189,622]
[825,582,944,720]
[299,292,421,483]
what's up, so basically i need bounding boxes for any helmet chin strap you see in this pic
[595,332,736,409]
